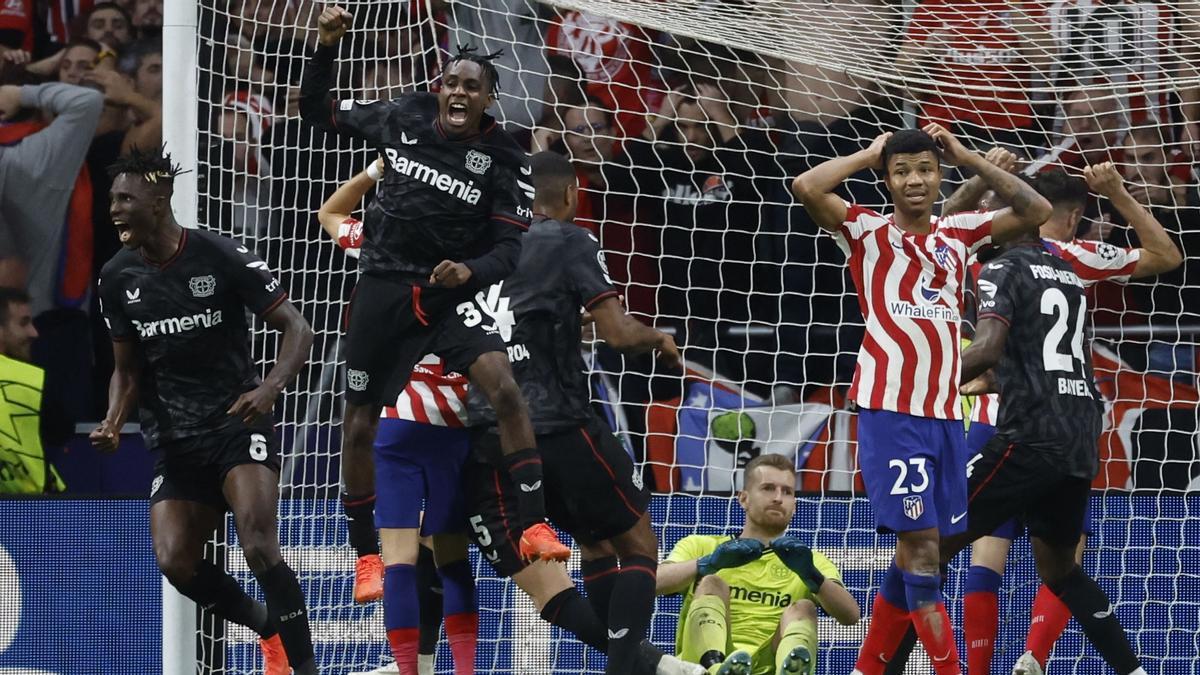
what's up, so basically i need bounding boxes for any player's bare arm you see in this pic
[1084,161,1183,278]
[89,339,140,453]
[589,296,681,369]
[924,123,1051,241]
[227,301,314,424]
[813,578,860,625]
[316,158,381,237]
[943,146,1017,217]
[791,132,891,232]
[960,316,1009,385]
[656,559,701,595]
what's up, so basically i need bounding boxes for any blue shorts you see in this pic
[966,423,1094,540]
[857,408,968,535]
[373,419,470,534]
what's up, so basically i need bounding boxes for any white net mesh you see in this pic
[189,0,1200,673]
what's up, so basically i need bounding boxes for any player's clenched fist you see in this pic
[771,536,827,593]
[316,5,353,47]
[89,420,120,453]
[1084,161,1125,199]
[982,146,1018,174]
[227,383,280,424]
[696,538,764,576]
[430,260,473,288]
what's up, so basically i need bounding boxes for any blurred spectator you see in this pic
[57,37,112,85]
[898,0,1052,150]
[512,53,585,150]
[83,2,133,50]
[130,0,161,38]
[1028,87,1125,172]
[0,80,102,427]
[0,0,35,56]
[0,286,67,494]
[546,8,663,140]
[442,0,551,131]
[209,90,277,241]
[44,1,98,48]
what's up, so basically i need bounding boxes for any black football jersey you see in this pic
[467,217,619,436]
[300,45,531,285]
[976,242,1103,479]
[98,229,287,448]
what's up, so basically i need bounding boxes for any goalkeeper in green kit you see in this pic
[657,454,861,675]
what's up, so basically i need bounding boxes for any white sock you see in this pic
[1127,669,1148,675]
[418,653,435,675]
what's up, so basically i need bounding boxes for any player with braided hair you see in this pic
[93,146,317,674]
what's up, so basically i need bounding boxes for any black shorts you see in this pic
[344,274,506,406]
[149,423,281,511]
[463,416,650,578]
[965,436,1092,547]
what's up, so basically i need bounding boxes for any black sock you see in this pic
[581,555,619,623]
[416,544,443,655]
[606,555,658,675]
[503,448,545,529]
[175,560,275,638]
[539,587,607,652]
[341,492,380,557]
[1047,565,1141,674]
[884,625,918,675]
[255,561,316,675]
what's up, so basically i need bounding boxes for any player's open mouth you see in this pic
[114,221,133,243]
[447,102,468,124]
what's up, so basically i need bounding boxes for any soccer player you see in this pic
[657,453,861,675]
[90,147,317,675]
[944,162,1182,674]
[318,159,476,675]
[463,151,699,675]
[940,218,1150,675]
[790,124,1051,675]
[298,6,569,589]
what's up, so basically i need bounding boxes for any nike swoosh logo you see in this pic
[1093,603,1114,619]
[519,481,542,492]
[607,628,628,639]
[950,512,967,525]
[401,132,418,145]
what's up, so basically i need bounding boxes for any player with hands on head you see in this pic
[299,4,570,595]
[658,454,859,675]
[792,122,1050,675]
[92,146,317,675]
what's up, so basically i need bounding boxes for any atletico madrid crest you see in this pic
[903,495,924,521]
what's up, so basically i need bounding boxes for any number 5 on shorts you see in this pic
[249,433,268,461]
[469,515,492,546]
[889,457,929,495]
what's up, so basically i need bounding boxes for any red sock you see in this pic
[964,590,999,675]
[444,612,478,675]
[911,603,961,675]
[1026,583,1072,665]
[387,627,420,675]
[855,594,913,675]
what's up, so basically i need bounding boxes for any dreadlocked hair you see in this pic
[445,44,503,94]
[106,144,188,188]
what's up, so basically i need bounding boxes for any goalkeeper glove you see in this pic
[770,536,826,594]
[696,538,764,577]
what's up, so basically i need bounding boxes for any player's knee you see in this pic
[695,574,730,601]
[897,530,941,575]
[155,544,197,587]
[238,524,283,573]
[782,598,818,626]
[1034,550,1077,586]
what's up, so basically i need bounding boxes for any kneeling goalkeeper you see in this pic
[657,454,861,675]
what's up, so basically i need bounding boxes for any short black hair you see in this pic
[0,287,31,325]
[882,129,942,172]
[530,151,575,204]
[444,44,502,94]
[1032,169,1087,211]
[107,144,186,190]
[64,36,105,55]
[117,37,161,77]
[86,1,134,29]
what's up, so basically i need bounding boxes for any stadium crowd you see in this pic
[0,2,1197,479]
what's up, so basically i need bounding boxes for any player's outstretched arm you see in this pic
[589,296,681,369]
[317,158,382,256]
[90,340,139,453]
[227,302,314,424]
[925,123,1050,242]
[943,147,1018,217]
[298,5,353,130]
[790,132,890,232]
[961,316,1009,385]
[1084,162,1183,278]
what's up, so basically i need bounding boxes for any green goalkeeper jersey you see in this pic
[666,534,843,656]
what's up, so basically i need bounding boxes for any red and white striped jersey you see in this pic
[381,354,469,427]
[969,236,1140,426]
[834,203,996,420]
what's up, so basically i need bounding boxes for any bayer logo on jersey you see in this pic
[903,495,924,521]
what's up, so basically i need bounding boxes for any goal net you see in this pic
[186,0,1200,673]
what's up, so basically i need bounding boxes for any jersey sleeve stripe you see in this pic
[257,292,288,317]
[583,290,620,310]
[976,311,1011,326]
[492,214,529,230]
